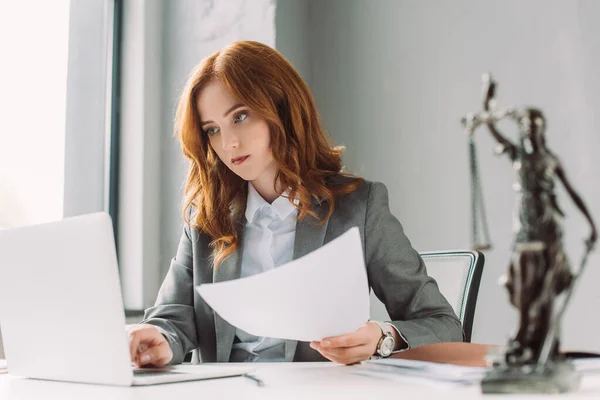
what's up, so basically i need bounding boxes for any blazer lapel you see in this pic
[292,202,330,259]
[214,220,244,363]
[287,200,330,360]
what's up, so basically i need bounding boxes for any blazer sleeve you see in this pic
[141,226,198,364]
[365,181,465,346]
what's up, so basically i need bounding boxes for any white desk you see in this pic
[1,362,600,400]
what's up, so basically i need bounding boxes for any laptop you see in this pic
[0,212,251,386]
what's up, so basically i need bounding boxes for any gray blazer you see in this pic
[143,177,463,364]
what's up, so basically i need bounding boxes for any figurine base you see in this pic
[481,361,580,394]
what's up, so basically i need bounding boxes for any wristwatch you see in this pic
[372,321,395,358]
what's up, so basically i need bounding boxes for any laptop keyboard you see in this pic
[133,368,184,377]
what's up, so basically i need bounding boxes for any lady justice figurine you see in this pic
[461,74,597,394]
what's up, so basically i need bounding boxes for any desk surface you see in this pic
[1,344,600,399]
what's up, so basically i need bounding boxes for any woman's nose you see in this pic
[221,130,240,150]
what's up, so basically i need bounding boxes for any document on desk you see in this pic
[196,226,370,341]
[361,358,488,385]
[362,357,600,386]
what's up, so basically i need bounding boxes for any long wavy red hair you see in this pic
[174,41,361,267]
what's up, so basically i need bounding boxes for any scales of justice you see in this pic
[461,74,597,394]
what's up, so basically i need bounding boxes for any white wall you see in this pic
[295,0,600,350]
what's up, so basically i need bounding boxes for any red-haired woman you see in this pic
[127,41,462,367]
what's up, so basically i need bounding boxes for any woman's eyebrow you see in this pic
[200,103,245,127]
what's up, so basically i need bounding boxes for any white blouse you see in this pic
[230,183,299,362]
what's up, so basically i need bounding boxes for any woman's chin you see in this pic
[232,171,256,182]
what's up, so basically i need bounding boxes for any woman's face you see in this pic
[197,80,276,184]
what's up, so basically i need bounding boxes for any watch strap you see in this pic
[371,321,395,357]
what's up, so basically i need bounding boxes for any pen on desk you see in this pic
[243,373,264,387]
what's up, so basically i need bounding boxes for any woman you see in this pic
[127,41,462,367]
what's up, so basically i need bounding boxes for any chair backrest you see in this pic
[369,250,484,342]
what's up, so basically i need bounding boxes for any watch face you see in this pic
[380,336,395,357]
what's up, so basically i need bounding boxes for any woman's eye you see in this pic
[205,127,220,136]
[234,112,247,123]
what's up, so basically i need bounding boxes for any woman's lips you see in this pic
[231,155,250,165]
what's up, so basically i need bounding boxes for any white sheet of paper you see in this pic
[196,226,370,341]
[363,358,489,382]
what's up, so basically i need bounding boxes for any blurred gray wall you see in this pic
[277,0,600,350]
[275,0,311,85]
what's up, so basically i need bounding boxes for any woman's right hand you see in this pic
[126,324,173,367]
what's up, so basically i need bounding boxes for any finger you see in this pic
[316,344,372,364]
[342,356,367,365]
[138,343,148,354]
[137,341,172,367]
[324,352,366,365]
[321,330,370,349]
[128,332,141,362]
[311,340,371,364]
[319,349,368,365]
[128,327,161,362]
[320,344,367,359]
[310,345,339,364]
[311,342,339,363]
[132,343,148,365]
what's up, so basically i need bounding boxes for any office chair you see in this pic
[369,250,484,343]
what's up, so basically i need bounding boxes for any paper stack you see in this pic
[360,356,600,387]
[360,358,488,385]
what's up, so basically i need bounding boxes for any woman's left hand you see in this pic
[310,321,382,365]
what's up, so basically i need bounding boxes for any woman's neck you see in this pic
[250,177,282,204]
